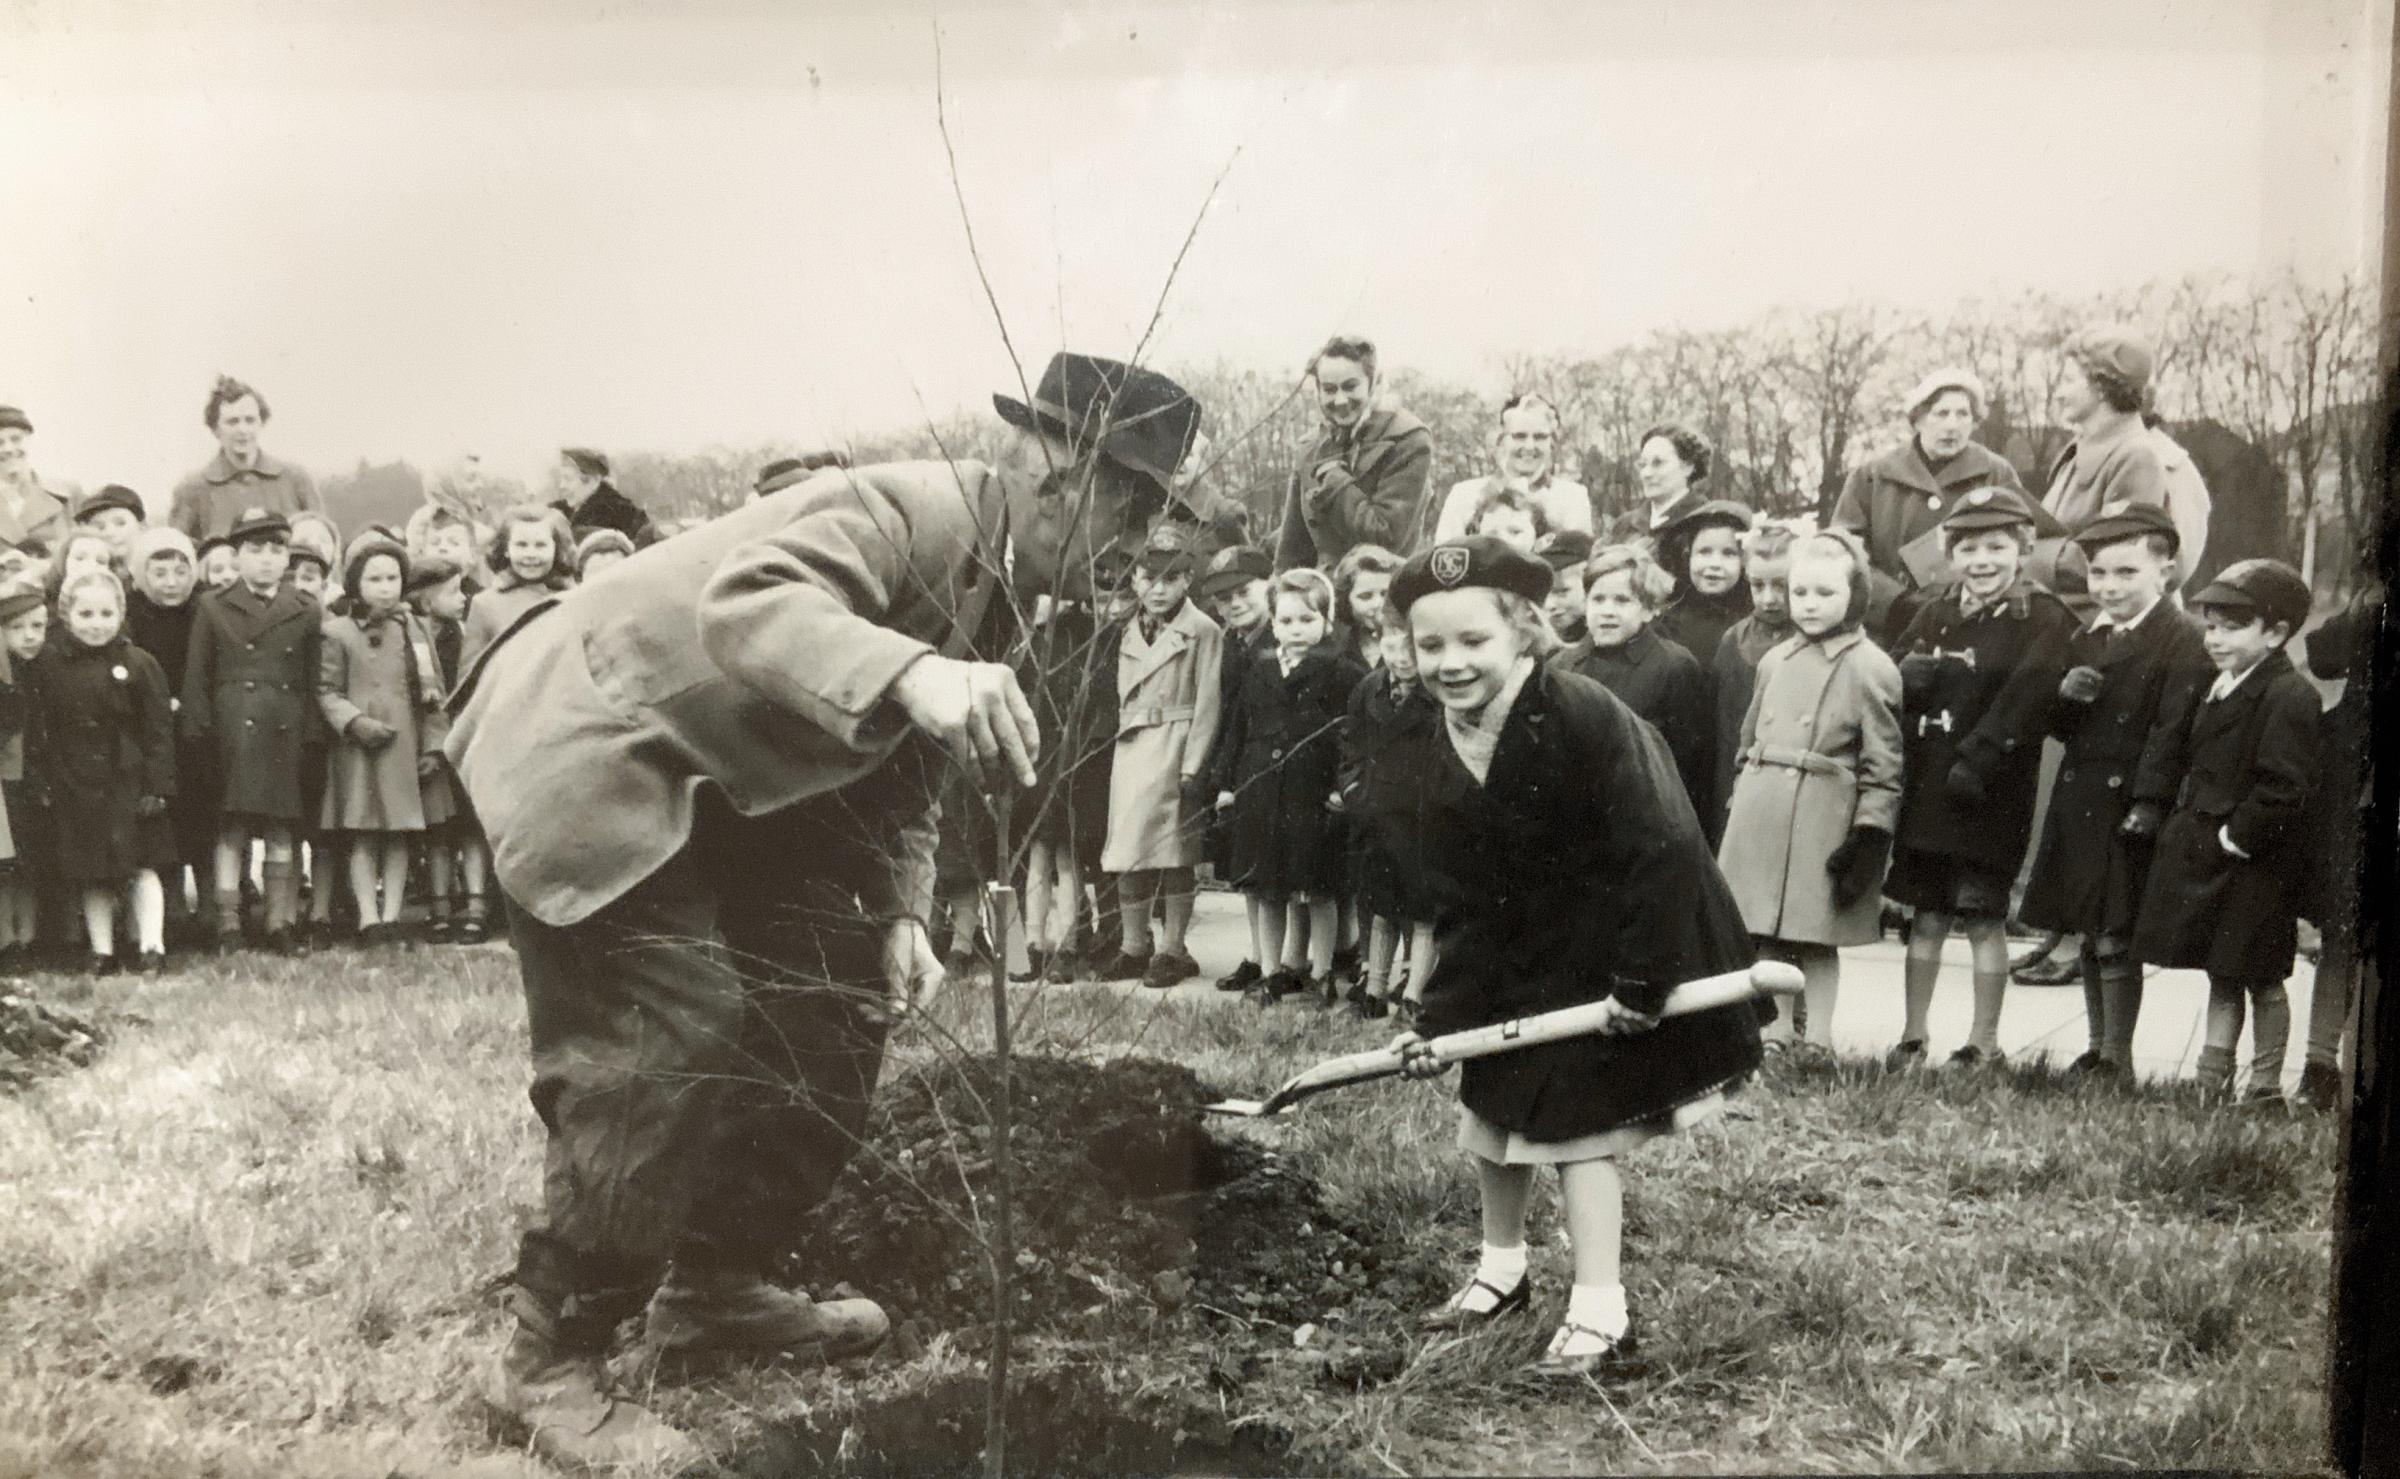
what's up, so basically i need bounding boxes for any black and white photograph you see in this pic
[1,1,2392,1474]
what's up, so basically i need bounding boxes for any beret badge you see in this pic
[1430,545,1471,587]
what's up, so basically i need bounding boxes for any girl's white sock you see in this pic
[1567,1281,1630,1337]
[1476,1242,1528,1288]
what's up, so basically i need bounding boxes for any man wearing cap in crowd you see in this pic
[446,350,1198,1469]
[0,405,75,563]
[1830,365,2028,645]
[550,447,662,549]
[168,376,323,542]
[1432,393,1594,543]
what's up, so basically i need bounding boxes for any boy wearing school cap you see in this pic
[1189,541,1276,988]
[1534,528,1595,646]
[1099,521,1224,989]
[2132,558,2321,1104]
[1884,486,2079,1068]
[180,505,319,949]
[2017,503,2214,1081]
[74,485,148,566]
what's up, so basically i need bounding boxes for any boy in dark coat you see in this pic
[1337,605,1437,1018]
[2133,560,2321,1102]
[1193,543,1277,990]
[1552,544,1712,817]
[2018,505,2211,1081]
[1380,535,1758,1374]
[2294,581,2379,1110]
[1886,487,2078,1067]
[181,506,321,950]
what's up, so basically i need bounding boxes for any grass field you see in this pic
[0,943,2339,1477]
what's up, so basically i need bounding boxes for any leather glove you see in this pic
[2119,800,2165,840]
[1824,824,1893,909]
[1944,761,1986,804]
[1898,651,1942,706]
[135,795,167,819]
[2059,665,2105,704]
[347,716,398,751]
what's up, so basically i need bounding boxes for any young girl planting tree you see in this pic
[1718,530,1903,1053]
[1381,534,1760,1373]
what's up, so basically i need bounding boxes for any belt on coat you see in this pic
[1744,744,1852,779]
[1118,703,1195,733]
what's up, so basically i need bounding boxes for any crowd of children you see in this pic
[0,484,610,971]
[953,452,2355,1116]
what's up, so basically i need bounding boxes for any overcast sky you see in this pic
[0,0,2387,495]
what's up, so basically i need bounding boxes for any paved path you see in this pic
[1087,890,2331,1089]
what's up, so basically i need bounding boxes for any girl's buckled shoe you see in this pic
[1421,1274,1530,1330]
[1529,1317,1636,1376]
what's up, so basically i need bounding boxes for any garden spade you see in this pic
[1203,960,1804,1118]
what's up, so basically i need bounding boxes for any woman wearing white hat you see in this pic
[1829,367,2025,644]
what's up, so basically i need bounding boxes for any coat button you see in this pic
[1271,748,1284,760]
[2107,776,2123,789]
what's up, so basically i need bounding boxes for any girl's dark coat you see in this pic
[41,637,178,884]
[1399,666,1760,1143]
[2018,601,2212,938]
[1339,666,1436,922]
[2133,649,2322,981]
[1887,578,2078,875]
[181,581,323,824]
[1195,622,1272,874]
[1217,641,1365,897]
[1552,626,1712,818]
[127,591,216,863]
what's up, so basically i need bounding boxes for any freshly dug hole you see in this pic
[780,1054,1400,1341]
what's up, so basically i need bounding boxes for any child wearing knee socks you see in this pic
[1382,534,1760,1372]
[317,537,447,944]
[1718,530,1901,1056]
[1193,546,1275,992]
[2133,559,2321,1102]
[1884,488,2076,1067]
[1339,605,1435,1019]
[1100,525,1223,989]
[41,571,177,973]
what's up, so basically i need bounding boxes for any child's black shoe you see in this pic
[134,951,166,977]
[2296,1061,2342,1112]
[1009,947,1048,984]
[1141,951,1198,990]
[86,952,119,977]
[1094,949,1151,982]
[1945,1045,2003,1069]
[457,914,492,944]
[1884,1039,1928,1070]
[1257,968,1303,1003]
[425,915,456,945]
[1529,1317,1637,1377]
[1422,1273,1530,1330]
[1215,960,1263,993]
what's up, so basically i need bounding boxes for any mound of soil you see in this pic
[783,1055,1392,1343]
[0,993,103,1093]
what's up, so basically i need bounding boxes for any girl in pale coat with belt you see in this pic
[1100,525,1224,988]
[318,537,448,942]
[1718,530,1903,1051]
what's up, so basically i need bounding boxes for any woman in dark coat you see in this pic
[1380,535,1759,1377]
[1273,336,1435,572]
[2133,561,2321,1100]
[1885,489,2076,1067]
[43,570,178,972]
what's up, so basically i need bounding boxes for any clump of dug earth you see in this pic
[758,1053,1444,1476]
[0,992,104,1093]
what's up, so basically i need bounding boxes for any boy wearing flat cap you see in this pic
[1191,541,1276,988]
[2133,558,2320,1104]
[2018,503,2213,1080]
[1885,486,2077,1068]
[74,485,147,566]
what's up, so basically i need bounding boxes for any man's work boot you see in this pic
[644,1269,890,1373]
[489,1302,698,1472]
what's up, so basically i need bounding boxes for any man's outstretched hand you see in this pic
[883,918,945,1018]
[890,654,1040,789]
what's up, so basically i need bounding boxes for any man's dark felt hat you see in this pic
[993,353,1202,493]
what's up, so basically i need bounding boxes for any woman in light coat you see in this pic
[1718,530,1903,1049]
